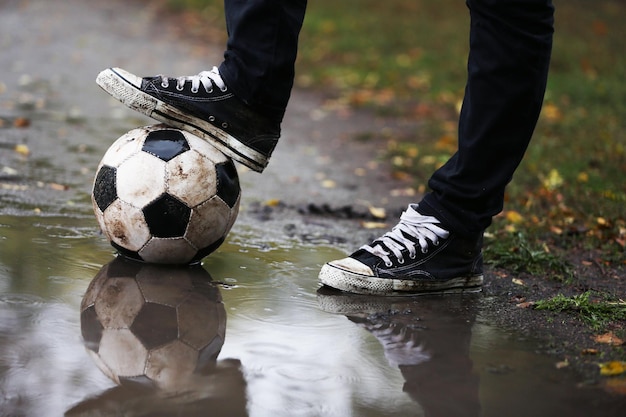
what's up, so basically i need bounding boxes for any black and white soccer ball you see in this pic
[92,124,241,264]
[80,257,227,392]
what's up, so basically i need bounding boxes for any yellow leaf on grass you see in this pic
[542,169,564,191]
[506,210,524,224]
[542,103,562,122]
[599,361,626,377]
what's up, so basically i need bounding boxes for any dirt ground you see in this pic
[1,0,623,385]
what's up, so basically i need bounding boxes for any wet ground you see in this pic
[0,1,624,416]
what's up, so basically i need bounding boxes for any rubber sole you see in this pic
[318,263,483,296]
[96,68,268,172]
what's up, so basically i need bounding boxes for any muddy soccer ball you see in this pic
[80,257,226,391]
[92,124,240,264]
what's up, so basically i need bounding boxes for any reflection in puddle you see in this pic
[0,218,624,417]
[317,288,481,417]
[69,257,247,416]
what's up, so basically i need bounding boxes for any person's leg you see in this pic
[319,0,554,295]
[96,0,308,173]
[220,0,308,124]
[422,0,554,238]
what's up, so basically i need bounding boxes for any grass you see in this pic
[165,0,625,277]
[483,232,574,281]
[535,292,626,331]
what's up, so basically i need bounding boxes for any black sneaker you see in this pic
[318,204,484,295]
[96,67,280,173]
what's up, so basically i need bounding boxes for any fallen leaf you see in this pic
[512,278,525,286]
[368,206,386,219]
[541,103,562,122]
[516,301,535,309]
[555,360,569,369]
[389,187,416,197]
[264,198,281,207]
[49,183,68,191]
[542,169,564,191]
[506,210,524,224]
[581,348,599,355]
[13,117,30,128]
[361,221,387,229]
[599,361,626,377]
[321,179,336,188]
[14,144,30,156]
[594,332,624,346]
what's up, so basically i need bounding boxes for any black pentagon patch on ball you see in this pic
[143,194,191,238]
[81,305,103,353]
[93,165,118,211]
[142,129,190,162]
[130,302,178,350]
[215,159,240,208]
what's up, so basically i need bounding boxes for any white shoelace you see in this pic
[160,66,227,94]
[361,205,449,267]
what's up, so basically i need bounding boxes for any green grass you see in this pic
[166,0,626,275]
[484,232,574,281]
[535,292,626,331]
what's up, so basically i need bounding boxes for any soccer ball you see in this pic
[80,257,227,392]
[92,124,241,264]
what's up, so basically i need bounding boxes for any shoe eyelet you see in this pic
[222,122,228,128]
[385,261,393,267]
[208,116,215,122]
[161,81,169,88]
[220,86,228,92]
[421,248,428,254]
[176,84,184,91]
[433,240,439,246]
[191,87,199,93]
[409,253,416,260]
[397,257,405,265]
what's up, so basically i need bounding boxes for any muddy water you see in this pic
[0,213,623,417]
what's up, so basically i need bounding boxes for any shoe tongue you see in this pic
[351,247,385,265]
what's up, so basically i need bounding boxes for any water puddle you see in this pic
[0,214,623,417]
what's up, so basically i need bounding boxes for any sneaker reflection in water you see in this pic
[317,288,480,417]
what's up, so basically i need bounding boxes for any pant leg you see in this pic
[219,0,307,124]
[421,0,554,238]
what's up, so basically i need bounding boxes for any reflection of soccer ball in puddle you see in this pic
[92,124,241,264]
[80,257,226,392]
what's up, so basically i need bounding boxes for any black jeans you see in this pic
[219,0,554,238]
[423,0,554,238]
[218,0,308,124]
